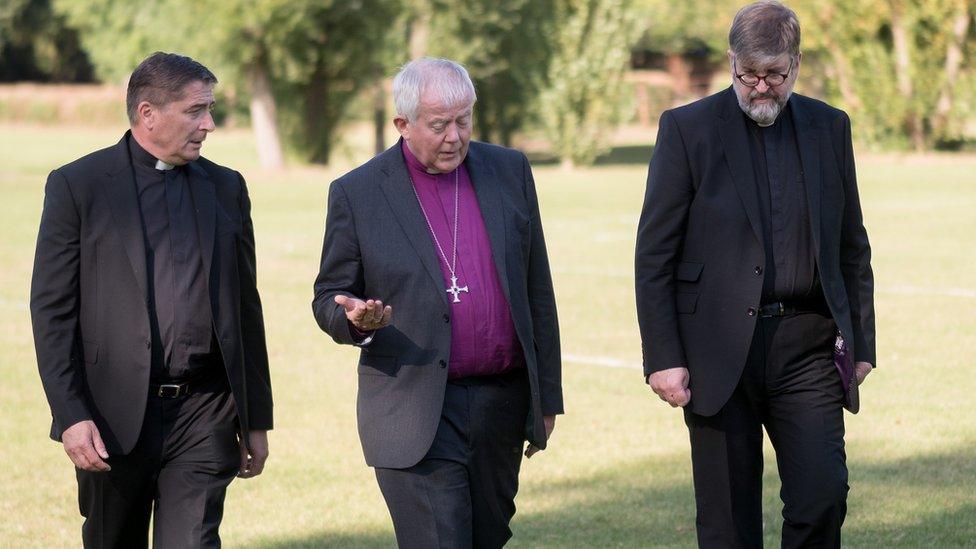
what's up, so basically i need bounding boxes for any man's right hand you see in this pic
[335,295,392,332]
[62,420,111,472]
[648,367,691,408]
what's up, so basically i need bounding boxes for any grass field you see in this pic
[1,123,975,547]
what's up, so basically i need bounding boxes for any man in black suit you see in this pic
[313,57,562,548]
[635,2,875,547]
[30,52,272,548]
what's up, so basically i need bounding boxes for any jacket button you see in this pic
[747,307,757,316]
[145,339,152,348]
[442,314,450,323]
[754,266,763,275]
[438,359,447,368]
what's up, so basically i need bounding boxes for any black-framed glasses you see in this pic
[734,56,795,87]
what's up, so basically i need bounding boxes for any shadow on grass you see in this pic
[594,144,655,166]
[249,530,394,549]
[249,442,976,547]
[525,144,655,167]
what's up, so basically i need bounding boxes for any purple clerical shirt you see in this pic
[402,141,522,378]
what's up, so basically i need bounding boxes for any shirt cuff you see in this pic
[349,322,375,347]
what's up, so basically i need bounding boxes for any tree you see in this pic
[796,0,976,150]
[402,0,559,147]
[539,0,640,168]
[55,0,399,167]
[0,0,93,82]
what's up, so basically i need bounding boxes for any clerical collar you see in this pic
[746,102,791,131]
[128,134,176,171]
[400,140,463,178]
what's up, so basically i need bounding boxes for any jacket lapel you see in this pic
[465,143,512,304]
[717,88,764,248]
[99,134,148,302]
[186,162,216,285]
[790,96,823,258]
[377,142,450,307]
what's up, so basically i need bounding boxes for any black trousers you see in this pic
[76,375,240,548]
[375,368,530,549]
[685,311,847,549]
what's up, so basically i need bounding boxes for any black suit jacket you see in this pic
[30,133,273,454]
[635,88,875,416]
[312,140,562,469]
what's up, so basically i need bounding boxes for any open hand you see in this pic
[335,295,392,331]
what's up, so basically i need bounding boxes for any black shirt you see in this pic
[744,103,821,304]
[127,136,218,381]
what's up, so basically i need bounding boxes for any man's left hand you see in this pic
[854,361,872,386]
[238,430,269,478]
[525,415,556,459]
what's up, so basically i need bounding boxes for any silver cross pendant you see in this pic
[446,275,469,303]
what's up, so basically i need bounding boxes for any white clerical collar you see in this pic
[155,159,175,171]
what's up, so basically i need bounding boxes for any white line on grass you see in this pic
[0,297,28,311]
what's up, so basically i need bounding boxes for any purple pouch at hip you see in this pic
[834,331,859,413]
[833,331,853,391]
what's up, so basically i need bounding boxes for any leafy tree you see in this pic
[796,0,975,150]
[55,0,398,167]
[0,0,93,82]
[539,0,640,167]
[402,0,559,147]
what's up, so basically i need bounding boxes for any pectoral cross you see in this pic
[446,275,469,303]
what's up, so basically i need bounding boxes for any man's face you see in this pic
[147,80,216,165]
[730,52,800,126]
[395,93,474,174]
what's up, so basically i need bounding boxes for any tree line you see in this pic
[2,0,974,167]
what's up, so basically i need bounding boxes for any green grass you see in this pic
[1,124,974,547]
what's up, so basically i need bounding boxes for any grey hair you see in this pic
[729,1,801,65]
[393,57,477,123]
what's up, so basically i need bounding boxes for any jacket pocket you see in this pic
[675,261,704,282]
[357,354,398,376]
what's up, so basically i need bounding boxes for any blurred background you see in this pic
[4,0,976,167]
[1,0,975,547]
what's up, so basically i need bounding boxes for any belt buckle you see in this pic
[157,384,183,398]
[777,302,785,316]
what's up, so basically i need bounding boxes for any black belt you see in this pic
[758,301,825,318]
[149,371,224,398]
[149,381,194,398]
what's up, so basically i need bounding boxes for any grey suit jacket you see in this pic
[312,140,562,469]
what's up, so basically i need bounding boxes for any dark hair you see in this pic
[125,52,217,123]
[728,1,801,63]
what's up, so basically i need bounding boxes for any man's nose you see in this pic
[445,124,459,143]
[201,111,216,132]
[755,79,771,94]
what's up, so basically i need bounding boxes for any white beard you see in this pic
[739,90,791,126]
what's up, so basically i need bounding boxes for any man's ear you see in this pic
[393,115,410,140]
[137,101,155,131]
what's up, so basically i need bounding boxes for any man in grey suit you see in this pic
[312,57,562,548]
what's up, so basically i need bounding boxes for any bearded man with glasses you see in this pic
[635,1,876,547]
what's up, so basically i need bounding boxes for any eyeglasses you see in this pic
[734,56,795,88]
